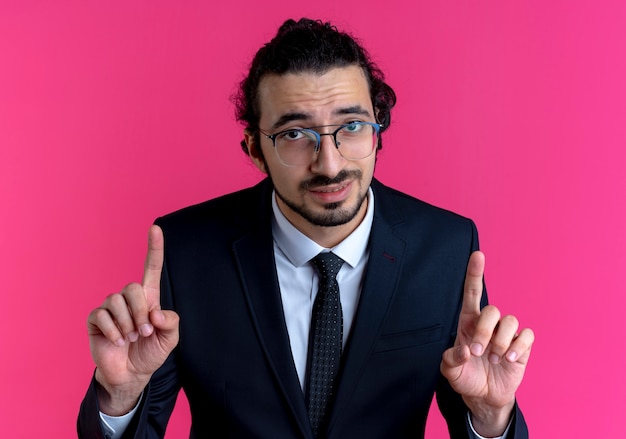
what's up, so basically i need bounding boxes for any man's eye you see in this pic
[343,122,363,132]
[279,130,305,141]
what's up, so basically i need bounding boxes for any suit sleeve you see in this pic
[77,363,179,439]
[77,374,108,439]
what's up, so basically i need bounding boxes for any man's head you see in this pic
[235,18,396,244]
[234,18,396,157]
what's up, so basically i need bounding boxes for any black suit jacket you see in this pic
[78,178,527,438]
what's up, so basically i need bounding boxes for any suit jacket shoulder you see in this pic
[157,178,273,235]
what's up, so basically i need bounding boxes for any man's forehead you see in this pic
[256,66,373,124]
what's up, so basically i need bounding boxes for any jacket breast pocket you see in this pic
[373,324,443,353]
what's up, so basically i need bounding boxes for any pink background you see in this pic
[1,1,624,437]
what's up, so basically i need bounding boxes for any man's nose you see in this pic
[310,134,346,176]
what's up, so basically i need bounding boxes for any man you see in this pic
[79,18,534,438]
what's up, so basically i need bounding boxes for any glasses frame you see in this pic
[260,121,383,166]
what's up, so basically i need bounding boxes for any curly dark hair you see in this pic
[233,18,397,156]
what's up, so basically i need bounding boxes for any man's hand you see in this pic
[87,225,180,416]
[440,251,534,437]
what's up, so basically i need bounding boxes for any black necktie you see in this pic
[305,252,345,438]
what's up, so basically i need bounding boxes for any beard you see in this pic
[271,169,368,227]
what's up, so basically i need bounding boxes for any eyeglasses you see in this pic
[260,122,382,167]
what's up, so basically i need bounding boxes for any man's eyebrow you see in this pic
[334,105,372,117]
[269,112,311,132]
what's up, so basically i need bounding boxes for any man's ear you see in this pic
[244,129,267,174]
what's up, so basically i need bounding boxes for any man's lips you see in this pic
[309,181,352,203]
[310,182,349,193]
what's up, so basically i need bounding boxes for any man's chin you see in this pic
[300,198,366,228]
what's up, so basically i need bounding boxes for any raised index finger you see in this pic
[142,224,164,307]
[461,250,485,315]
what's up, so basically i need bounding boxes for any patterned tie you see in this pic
[305,252,345,438]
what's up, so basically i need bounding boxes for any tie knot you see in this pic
[311,252,344,282]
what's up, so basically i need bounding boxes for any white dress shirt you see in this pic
[100,189,508,439]
[271,189,373,390]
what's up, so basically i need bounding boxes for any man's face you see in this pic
[246,65,378,240]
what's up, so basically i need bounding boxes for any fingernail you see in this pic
[139,323,153,337]
[128,331,139,342]
[115,338,125,347]
[470,343,483,356]
[489,353,500,364]
[506,351,518,362]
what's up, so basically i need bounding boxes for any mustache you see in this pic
[300,169,362,191]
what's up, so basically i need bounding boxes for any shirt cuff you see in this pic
[99,393,142,439]
[467,410,512,439]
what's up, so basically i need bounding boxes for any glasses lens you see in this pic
[275,129,318,166]
[336,123,377,160]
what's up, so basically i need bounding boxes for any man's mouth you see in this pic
[312,183,349,193]
[309,181,352,203]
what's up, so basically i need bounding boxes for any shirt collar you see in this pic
[271,188,374,269]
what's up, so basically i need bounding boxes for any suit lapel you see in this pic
[231,181,312,438]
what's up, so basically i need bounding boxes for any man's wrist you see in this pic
[468,400,515,438]
[94,369,145,416]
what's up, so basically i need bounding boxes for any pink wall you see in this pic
[1,1,624,437]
